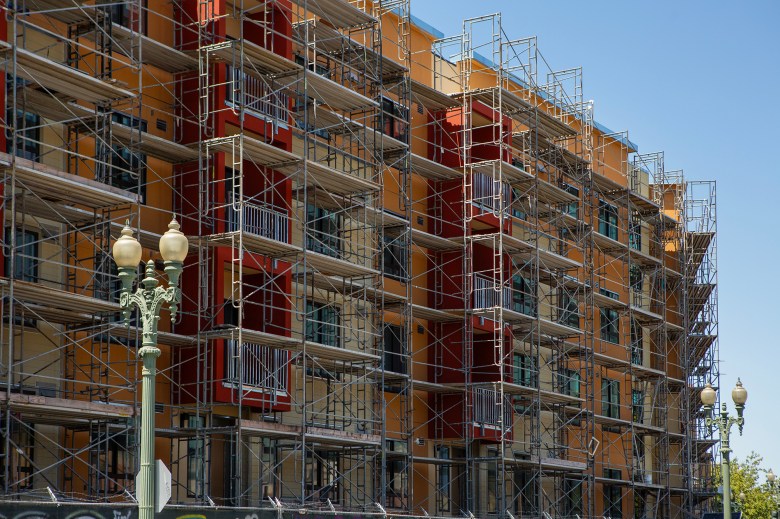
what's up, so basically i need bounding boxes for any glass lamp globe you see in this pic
[159,218,188,262]
[113,222,143,268]
[732,378,748,406]
[700,383,717,407]
[768,469,776,484]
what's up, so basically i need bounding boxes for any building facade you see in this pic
[0,1,719,518]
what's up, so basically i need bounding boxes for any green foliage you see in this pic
[712,452,780,518]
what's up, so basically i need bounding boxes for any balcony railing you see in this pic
[226,340,288,394]
[473,387,513,430]
[226,203,289,243]
[473,274,511,310]
[226,66,289,125]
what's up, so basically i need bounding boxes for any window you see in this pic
[436,446,451,513]
[603,468,623,518]
[383,324,407,376]
[513,353,537,388]
[0,421,34,491]
[511,187,527,220]
[109,0,147,33]
[306,205,341,258]
[382,234,408,281]
[629,218,641,251]
[598,200,618,240]
[600,307,620,344]
[559,368,581,398]
[184,415,205,497]
[511,274,536,317]
[305,450,339,503]
[6,109,40,161]
[563,478,583,517]
[4,227,38,282]
[514,470,538,517]
[380,97,409,142]
[90,429,132,494]
[305,300,340,347]
[630,319,643,365]
[109,112,147,201]
[601,378,620,419]
[561,183,579,218]
[486,449,498,514]
[386,458,407,508]
[632,389,644,424]
[558,291,579,328]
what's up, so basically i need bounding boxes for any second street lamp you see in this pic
[768,469,779,519]
[112,219,188,519]
[700,379,748,519]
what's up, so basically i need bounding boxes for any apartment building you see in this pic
[0,1,719,518]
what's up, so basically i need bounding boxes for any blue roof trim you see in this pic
[410,15,639,152]
[409,13,445,39]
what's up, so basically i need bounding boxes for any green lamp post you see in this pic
[700,379,748,519]
[112,219,188,519]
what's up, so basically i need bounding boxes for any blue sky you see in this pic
[410,0,780,474]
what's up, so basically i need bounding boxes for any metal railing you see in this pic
[226,340,288,394]
[473,274,511,310]
[226,203,289,243]
[473,387,513,429]
[226,66,289,125]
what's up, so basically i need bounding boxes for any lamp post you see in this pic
[768,469,779,519]
[112,219,188,519]
[700,379,748,519]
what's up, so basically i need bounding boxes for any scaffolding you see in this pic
[0,1,719,518]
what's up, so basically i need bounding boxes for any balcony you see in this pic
[473,387,513,431]
[227,203,289,243]
[225,340,288,395]
[471,274,535,324]
[207,203,300,257]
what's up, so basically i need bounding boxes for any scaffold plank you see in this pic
[0,152,140,208]
[0,41,134,103]
[290,0,377,29]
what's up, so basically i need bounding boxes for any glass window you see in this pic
[563,478,583,517]
[598,200,618,240]
[559,368,581,398]
[305,450,339,503]
[561,183,579,218]
[601,378,620,419]
[600,307,620,344]
[558,290,579,328]
[184,415,205,497]
[511,274,536,317]
[4,227,38,283]
[305,300,340,347]
[632,389,644,424]
[603,468,623,518]
[513,353,537,388]
[436,446,451,512]
[382,234,408,281]
[6,109,40,161]
[380,97,409,142]
[629,218,641,251]
[382,324,407,376]
[510,187,527,220]
[630,319,643,365]
[306,205,341,258]
[109,112,147,201]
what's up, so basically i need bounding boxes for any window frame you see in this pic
[598,200,619,240]
[305,300,341,348]
[601,378,620,419]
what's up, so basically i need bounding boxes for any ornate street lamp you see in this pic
[113,219,188,519]
[700,379,748,519]
[768,469,779,518]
